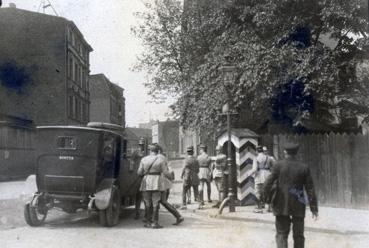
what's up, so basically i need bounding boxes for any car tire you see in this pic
[99,185,120,227]
[24,203,47,227]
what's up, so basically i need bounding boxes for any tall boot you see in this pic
[193,186,199,202]
[199,189,204,204]
[151,206,163,229]
[144,204,153,227]
[162,201,183,225]
[207,183,212,203]
[134,193,141,220]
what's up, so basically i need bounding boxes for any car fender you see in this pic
[95,179,117,210]
[20,175,38,203]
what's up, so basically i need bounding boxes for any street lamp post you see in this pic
[217,64,237,214]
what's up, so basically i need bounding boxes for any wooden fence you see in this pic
[260,133,369,209]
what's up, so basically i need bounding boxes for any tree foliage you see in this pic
[132,0,369,133]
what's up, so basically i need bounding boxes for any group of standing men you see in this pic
[180,144,230,209]
[137,141,319,248]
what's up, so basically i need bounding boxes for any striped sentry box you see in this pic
[217,128,259,206]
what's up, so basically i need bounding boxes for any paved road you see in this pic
[0,160,368,248]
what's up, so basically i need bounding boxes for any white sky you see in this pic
[3,0,172,127]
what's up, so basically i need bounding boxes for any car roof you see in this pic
[37,126,125,138]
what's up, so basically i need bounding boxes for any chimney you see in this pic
[9,3,16,8]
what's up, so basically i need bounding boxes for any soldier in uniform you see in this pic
[211,145,227,208]
[197,144,212,208]
[137,144,172,228]
[249,146,274,213]
[180,146,199,210]
[156,144,184,225]
[264,142,318,248]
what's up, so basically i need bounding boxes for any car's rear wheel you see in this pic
[99,185,120,227]
[24,202,48,226]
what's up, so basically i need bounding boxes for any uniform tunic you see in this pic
[137,154,170,192]
[197,153,212,181]
[212,154,227,178]
[182,155,200,186]
[250,153,274,184]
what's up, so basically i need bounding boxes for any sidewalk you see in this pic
[189,204,369,235]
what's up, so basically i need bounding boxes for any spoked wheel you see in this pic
[24,201,48,227]
[99,185,121,227]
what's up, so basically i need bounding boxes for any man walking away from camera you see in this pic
[197,144,212,208]
[264,142,318,248]
[211,145,227,208]
[249,146,274,213]
[180,146,199,210]
[137,144,171,229]
[156,144,184,225]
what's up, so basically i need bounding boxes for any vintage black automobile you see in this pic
[24,123,141,227]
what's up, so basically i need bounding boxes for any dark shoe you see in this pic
[144,223,152,228]
[208,200,212,203]
[187,200,191,204]
[173,217,184,225]
[151,223,163,229]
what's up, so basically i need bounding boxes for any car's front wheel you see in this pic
[98,185,120,227]
[24,202,48,226]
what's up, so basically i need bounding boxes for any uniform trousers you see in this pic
[255,183,265,207]
[199,179,211,202]
[161,191,181,219]
[214,175,228,202]
[142,191,161,223]
[275,215,305,248]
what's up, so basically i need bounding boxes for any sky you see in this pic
[2,0,172,127]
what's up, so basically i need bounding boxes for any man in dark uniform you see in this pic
[180,146,199,210]
[264,142,318,248]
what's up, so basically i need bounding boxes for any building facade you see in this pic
[89,74,125,127]
[152,120,180,159]
[0,6,92,126]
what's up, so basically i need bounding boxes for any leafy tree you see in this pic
[133,0,369,133]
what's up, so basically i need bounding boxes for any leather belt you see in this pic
[147,172,161,175]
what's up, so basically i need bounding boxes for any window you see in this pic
[68,95,73,118]
[57,136,77,150]
[79,67,83,88]
[74,97,78,119]
[81,69,86,89]
[81,103,86,122]
[78,101,85,121]
[74,63,78,82]
[68,56,73,79]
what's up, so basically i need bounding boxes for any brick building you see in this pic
[0,6,92,126]
[89,74,125,127]
[0,6,92,179]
